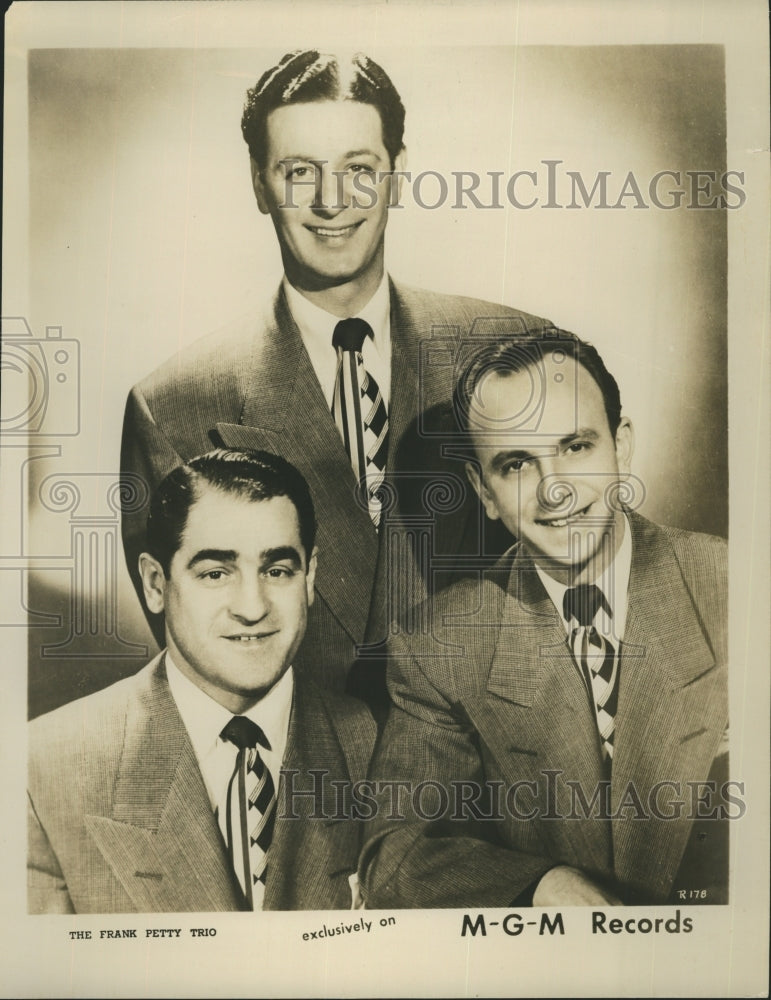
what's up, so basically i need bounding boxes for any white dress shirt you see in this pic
[165,654,293,908]
[535,512,633,645]
[283,274,392,408]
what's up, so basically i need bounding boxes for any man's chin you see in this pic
[526,527,619,582]
[530,549,582,573]
[522,532,596,569]
[231,660,294,706]
[225,679,281,712]
[285,262,366,293]
[281,240,384,294]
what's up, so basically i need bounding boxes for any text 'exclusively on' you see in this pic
[302,916,396,941]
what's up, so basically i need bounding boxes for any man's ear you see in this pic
[389,147,408,206]
[614,416,635,475]
[138,553,167,615]
[305,548,318,607]
[250,157,271,215]
[465,461,501,521]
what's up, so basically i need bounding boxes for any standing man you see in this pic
[121,50,549,714]
[29,449,375,913]
[359,330,729,907]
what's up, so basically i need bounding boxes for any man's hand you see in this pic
[532,866,622,906]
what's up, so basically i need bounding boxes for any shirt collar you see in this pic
[534,512,633,641]
[165,651,294,760]
[282,273,390,355]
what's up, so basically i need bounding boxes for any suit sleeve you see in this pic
[120,385,184,603]
[358,633,554,909]
[27,795,74,915]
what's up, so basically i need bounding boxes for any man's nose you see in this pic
[229,576,269,623]
[537,463,579,513]
[311,166,349,217]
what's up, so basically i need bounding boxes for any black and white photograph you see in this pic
[2,0,768,995]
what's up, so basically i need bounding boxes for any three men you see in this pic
[359,331,729,907]
[35,49,729,912]
[28,450,375,913]
[120,49,547,713]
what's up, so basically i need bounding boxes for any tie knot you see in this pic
[220,715,271,752]
[333,317,372,353]
[563,584,611,627]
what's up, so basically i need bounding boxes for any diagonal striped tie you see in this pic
[563,584,619,764]
[221,715,277,909]
[332,318,389,527]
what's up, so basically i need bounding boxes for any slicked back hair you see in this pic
[241,50,406,169]
[145,449,317,576]
[453,328,623,438]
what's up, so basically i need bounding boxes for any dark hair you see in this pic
[453,328,622,437]
[145,449,317,576]
[241,50,406,169]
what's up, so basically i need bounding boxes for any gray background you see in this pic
[21,45,727,717]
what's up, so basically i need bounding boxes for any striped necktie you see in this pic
[221,715,277,909]
[332,318,389,527]
[563,584,619,764]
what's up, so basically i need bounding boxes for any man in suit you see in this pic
[28,449,376,913]
[120,50,549,716]
[359,330,730,907]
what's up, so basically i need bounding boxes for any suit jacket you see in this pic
[120,280,549,706]
[28,654,376,913]
[359,512,729,907]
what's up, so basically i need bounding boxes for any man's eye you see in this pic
[287,165,312,179]
[567,442,590,454]
[348,163,375,174]
[266,566,295,579]
[201,569,227,581]
[503,458,529,473]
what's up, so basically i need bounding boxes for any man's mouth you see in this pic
[224,631,278,643]
[305,222,363,239]
[535,502,593,528]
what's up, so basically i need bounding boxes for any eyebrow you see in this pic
[185,546,304,571]
[261,546,304,568]
[342,149,381,159]
[277,149,382,166]
[488,428,601,472]
[186,549,238,570]
[278,155,323,165]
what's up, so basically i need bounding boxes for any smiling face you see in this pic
[252,100,404,314]
[466,354,634,584]
[139,487,316,713]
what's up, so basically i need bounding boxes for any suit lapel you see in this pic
[264,681,360,910]
[359,284,425,643]
[463,552,614,874]
[215,286,378,645]
[386,283,422,457]
[611,513,727,899]
[85,657,242,912]
[364,283,478,640]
